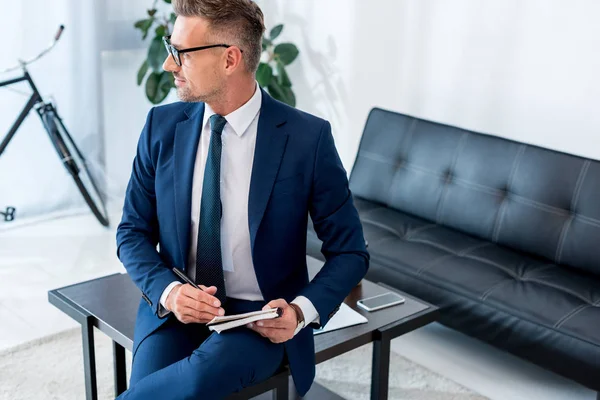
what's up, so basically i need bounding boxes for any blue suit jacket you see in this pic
[116,90,369,396]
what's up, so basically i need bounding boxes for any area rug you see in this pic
[0,328,487,399]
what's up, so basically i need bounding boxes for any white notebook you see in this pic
[313,303,368,335]
[206,304,368,335]
[207,308,281,334]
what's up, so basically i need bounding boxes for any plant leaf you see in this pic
[267,81,284,101]
[269,24,283,40]
[274,43,299,65]
[145,71,160,103]
[134,18,154,40]
[147,8,157,17]
[170,12,177,24]
[262,37,272,48]
[158,71,174,99]
[134,19,147,29]
[148,36,168,71]
[268,81,295,107]
[137,60,148,86]
[146,71,172,104]
[283,86,296,107]
[255,62,273,88]
[155,24,167,38]
[276,60,291,87]
[163,0,172,3]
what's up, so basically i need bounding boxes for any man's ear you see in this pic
[224,47,243,75]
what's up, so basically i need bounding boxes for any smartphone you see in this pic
[357,292,405,312]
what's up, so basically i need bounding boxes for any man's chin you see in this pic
[176,88,205,103]
[176,88,193,102]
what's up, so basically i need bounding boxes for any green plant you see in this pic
[134,1,300,106]
[134,0,175,104]
[256,24,299,107]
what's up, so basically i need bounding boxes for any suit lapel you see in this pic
[173,102,204,268]
[248,91,289,252]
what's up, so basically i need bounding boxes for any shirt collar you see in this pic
[202,82,262,137]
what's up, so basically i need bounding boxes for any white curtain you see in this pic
[0,0,106,225]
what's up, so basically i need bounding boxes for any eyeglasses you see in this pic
[162,35,242,66]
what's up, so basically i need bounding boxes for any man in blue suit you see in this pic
[116,0,368,398]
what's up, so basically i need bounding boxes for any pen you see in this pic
[172,267,282,318]
[172,267,201,290]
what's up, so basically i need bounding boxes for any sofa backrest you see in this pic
[349,107,600,276]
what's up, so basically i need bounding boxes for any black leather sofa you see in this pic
[307,108,600,395]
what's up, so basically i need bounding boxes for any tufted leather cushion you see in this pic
[307,107,600,390]
[349,108,600,276]
[307,196,600,390]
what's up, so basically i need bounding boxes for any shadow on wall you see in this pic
[288,15,349,125]
[257,0,353,168]
[261,1,347,120]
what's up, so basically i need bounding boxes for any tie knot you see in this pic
[209,114,227,135]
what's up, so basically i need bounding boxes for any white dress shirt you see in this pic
[159,83,318,331]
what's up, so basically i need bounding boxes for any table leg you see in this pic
[371,331,391,400]
[81,317,98,400]
[272,372,289,400]
[113,341,127,396]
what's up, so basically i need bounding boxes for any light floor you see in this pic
[0,210,596,400]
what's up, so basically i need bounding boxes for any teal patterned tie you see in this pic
[195,114,227,303]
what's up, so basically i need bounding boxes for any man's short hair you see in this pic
[172,0,265,73]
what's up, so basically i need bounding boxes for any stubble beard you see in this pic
[176,82,223,104]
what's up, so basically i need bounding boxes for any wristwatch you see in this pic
[289,303,305,336]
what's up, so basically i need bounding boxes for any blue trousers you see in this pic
[117,298,286,400]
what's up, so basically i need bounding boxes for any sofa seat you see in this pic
[308,196,600,388]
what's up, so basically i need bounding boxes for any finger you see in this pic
[250,325,286,343]
[178,295,224,317]
[181,286,222,309]
[195,288,222,307]
[262,298,288,311]
[247,324,285,336]
[181,285,220,306]
[246,324,267,337]
[199,285,217,295]
[180,308,217,323]
[255,319,286,329]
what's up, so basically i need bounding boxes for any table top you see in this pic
[49,256,438,362]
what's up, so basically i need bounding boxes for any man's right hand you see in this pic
[165,284,225,324]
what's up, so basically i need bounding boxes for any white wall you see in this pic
[9,0,599,220]
[256,0,600,170]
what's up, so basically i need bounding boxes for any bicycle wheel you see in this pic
[40,105,110,227]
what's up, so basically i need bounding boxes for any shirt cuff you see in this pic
[291,295,320,331]
[158,281,182,317]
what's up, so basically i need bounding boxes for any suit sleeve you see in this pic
[116,107,182,318]
[299,121,369,328]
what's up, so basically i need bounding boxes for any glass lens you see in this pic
[173,47,180,66]
[163,37,180,66]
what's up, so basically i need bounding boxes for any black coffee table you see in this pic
[48,255,438,399]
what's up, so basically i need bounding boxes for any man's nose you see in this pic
[163,54,179,73]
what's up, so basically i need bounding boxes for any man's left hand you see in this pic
[246,299,297,343]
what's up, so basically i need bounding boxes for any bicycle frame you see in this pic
[0,24,109,227]
[0,69,44,157]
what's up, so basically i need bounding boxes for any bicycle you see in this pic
[0,25,109,227]
[0,206,16,222]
